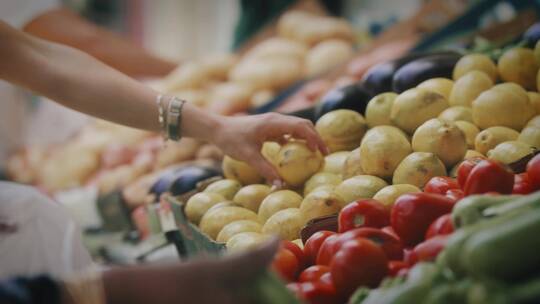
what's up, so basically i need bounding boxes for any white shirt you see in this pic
[0,0,90,170]
[0,0,93,279]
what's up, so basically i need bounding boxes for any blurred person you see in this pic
[1,237,280,304]
[0,0,177,178]
[0,19,325,303]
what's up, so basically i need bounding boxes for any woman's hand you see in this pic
[210,113,328,186]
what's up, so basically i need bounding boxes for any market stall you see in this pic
[6,0,540,303]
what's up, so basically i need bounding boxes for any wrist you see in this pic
[180,102,223,143]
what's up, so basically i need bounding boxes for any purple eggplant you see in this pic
[313,82,373,120]
[524,22,540,47]
[361,51,460,96]
[392,53,461,93]
[150,165,221,198]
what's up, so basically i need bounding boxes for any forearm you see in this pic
[0,21,218,138]
[24,8,177,77]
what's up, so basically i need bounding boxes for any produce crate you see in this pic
[157,195,300,304]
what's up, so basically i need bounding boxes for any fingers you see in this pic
[291,120,329,155]
[247,152,282,186]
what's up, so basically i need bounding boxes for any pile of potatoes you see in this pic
[155,11,354,115]
[185,43,540,252]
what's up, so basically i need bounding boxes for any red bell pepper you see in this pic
[424,176,459,195]
[388,260,409,277]
[391,193,455,247]
[408,234,449,265]
[272,248,300,281]
[513,173,534,194]
[304,231,336,266]
[316,234,342,266]
[425,213,454,239]
[456,157,484,189]
[338,199,389,233]
[381,226,399,239]
[463,159,514,196]
[282,240,307,270]
[527,154,540,190]
[337,227,403,260]
[330,238,388,296]
[299,265,330,283]
[445,188,464,202]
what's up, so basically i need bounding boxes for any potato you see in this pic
[392,152,447,188]
[321,151,350,174]
[417,78,454,100]
[222,156,264,185]
[373,184,421,208]
[365,92,398,128]
[233,184,272,212]
[438,106,473,123]
[163,62,208,91]
[207,82,254,115]
[300,188,345,223]
[250,90,275,108]
[518,126,540,148]
[498,48,539,90]
[474,126,520,155]
[335,175,388,204]
[449,71,493,107]
[315,110,367,152]
[304,172,342,196]
[528,92,540,115]
[342,147,364,179]
[199,53,238,80]
[359,126,412,179]
[244,37,308,62]
[216,220,262,243]
[262,208,306,241]
[258,190,303,222]
[306,39,354,77]
[487,141,536,165]
[412,119,467,167]
[263,141,324,187]
[391,88,449,134]
[185,192,227,225]
[229,56,304,91]
[453,53,498,82]
[200,206,259,239]
[172,89,208,108]
[226,232,269,253]
[204,179,242,200]
[278,11,354,46]
[455,121,480,149]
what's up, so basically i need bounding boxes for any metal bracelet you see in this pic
[155,94,166,139]
[166,96,186,141]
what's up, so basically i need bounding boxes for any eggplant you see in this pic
[285,107,317,123]
[167,166,221,196]
[524,22,540,47]
[392,53,461,93]
[361,51,461,96]
[149,167,183,196]
[149,165,221,197]
[313,82,373,120]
